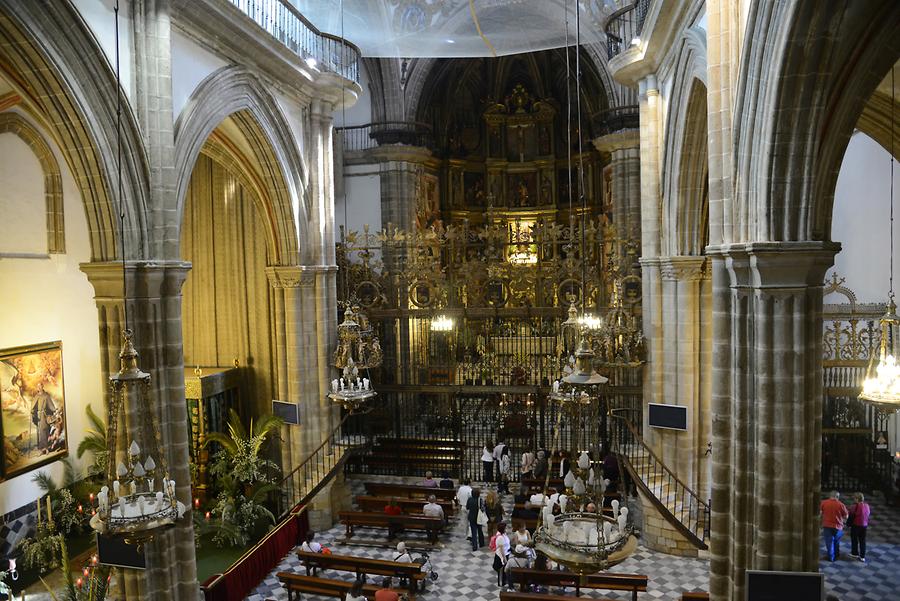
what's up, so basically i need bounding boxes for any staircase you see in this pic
[610,408,710,551]
[273,414,369,520]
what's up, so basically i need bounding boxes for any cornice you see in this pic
[658,255,709,282]
[265,264,338,288]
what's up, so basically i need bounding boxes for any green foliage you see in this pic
[202,409,282,548]
[37,538,110,601]
[18,522,64,574]
[76,404,108,478]
[31,460,85,537]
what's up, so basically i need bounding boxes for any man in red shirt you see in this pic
[374,577,399,601]
[820,490,849,561]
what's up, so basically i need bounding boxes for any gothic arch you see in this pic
[0,1,151,261]
[174,66,305,266]
[0,112,65,253]
[661,31,708,256]
[732,0,900,244]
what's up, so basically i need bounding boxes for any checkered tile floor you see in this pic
[247,478,900,601]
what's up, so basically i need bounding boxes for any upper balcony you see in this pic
[605,0,652,62]
[226,0,360,83]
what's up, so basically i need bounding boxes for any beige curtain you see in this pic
[181,153,275,418]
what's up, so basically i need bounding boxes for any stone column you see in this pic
[708,241,838,601]
[82,261,197,601]
[593,129,641,272]
[638,75,664,430]
[657,256,712,495]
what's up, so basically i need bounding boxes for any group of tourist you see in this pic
[820,490,871,563]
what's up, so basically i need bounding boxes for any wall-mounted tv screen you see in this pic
[648,403,688,431]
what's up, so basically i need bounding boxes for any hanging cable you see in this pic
[575,0,588,311]
[565,1,573,218]
[340,0,350,303]
[891,66,895,300]
[114,0,128,332]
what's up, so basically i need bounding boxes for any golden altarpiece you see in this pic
[338,77,645,479]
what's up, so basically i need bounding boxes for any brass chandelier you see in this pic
[859,68,900,411]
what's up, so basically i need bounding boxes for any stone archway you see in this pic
[0,1,150,261]
[707,2,900,600]
[174,65,306,266]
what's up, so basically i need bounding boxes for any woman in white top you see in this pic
[492,522,511,587]
[346,580,367,601]
[511,523,532,549]
[299,531,322,553]
[394,541,412,563]
[520,450,535,478]
[456,478,473,534]
[481,442,495,483]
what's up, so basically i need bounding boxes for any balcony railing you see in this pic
[592,104,640,137]
[337,121,435,153]
[605,0,652,60]
[227,0,360,83]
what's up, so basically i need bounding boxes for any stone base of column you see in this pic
[635,487,705,558]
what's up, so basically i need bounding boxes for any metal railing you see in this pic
[610,408,710,548]
[272,412,368,519]
[337,121,435,152]
[227,0,360,83]
[592,105,640,137]
[605,0,652,59]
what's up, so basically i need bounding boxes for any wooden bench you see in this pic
[681,593,709,600]
[296,551,424,595]
[500,593,618,601]
[338,511,444,544]
[364,482,456,502]
[356,495,455,517]
[510,569,649,601]
[277,572,405,601]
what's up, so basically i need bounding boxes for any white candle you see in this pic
[113,480,120,498]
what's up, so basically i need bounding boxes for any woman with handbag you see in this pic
[491,522,511,588]
[467,488,487,551]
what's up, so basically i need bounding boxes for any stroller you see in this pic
[413,551,439,590]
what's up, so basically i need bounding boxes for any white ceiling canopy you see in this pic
[291,0,618,58]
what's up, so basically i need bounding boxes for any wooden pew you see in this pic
[681,593,710,601]
[500,593,618,601]
[338,511,444,544]
[363,482,456,502]
[296,551,424,595]
[277,572,405,601]
[509,569,648,601]
[356,495,455,517]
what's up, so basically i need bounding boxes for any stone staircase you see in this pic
[610,410,710,555]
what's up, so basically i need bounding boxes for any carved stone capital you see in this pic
[706,241,840,289]
[658,256,709,282]
[81,260,192,300]
[265,264,338,288]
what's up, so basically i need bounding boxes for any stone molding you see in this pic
[592,129,640,153]
[80,260,193,300]
[706,241,840,289]
[659,255,709,281]
[368,145,434,164]
[265,264,338,288]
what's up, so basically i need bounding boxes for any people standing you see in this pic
[498,446,511,494]
[521,449,535,479]
[492,522,511,587]
[482,442,495,483]
[533,450,548,481]
[467,488,486,551]
[820,490,849,562]
[848,492,871,563]
[456,478,473,535]
[485,489,505,538]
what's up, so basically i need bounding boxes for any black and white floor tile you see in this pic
[247,478,900,601]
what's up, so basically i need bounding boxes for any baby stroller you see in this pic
[413,551,439,590]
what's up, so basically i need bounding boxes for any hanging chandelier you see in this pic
[859,68,900,411]
[330,306,379,411]
[90,1,186,546]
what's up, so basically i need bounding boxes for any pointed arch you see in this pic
[0,1,151,261]
[174,66,305,266]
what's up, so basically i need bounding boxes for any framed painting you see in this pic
[0,341,68,479]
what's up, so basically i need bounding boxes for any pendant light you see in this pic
[859,68,900,411]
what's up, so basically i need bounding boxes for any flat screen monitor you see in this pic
[648,403,688,431]
[272,400,300,425]
[97,532,146,569]
[746,570,824,601]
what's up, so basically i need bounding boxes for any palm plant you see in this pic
[204,409,282,485]
[75,404,108,478]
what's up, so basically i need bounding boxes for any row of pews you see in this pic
[347,437,465,477]
[278,480,710,601]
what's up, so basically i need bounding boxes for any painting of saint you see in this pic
[0,342,67,478]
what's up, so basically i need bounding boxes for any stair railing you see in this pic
[604,0,652,59]
[272,412,368,520]
[610,407,710,548]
